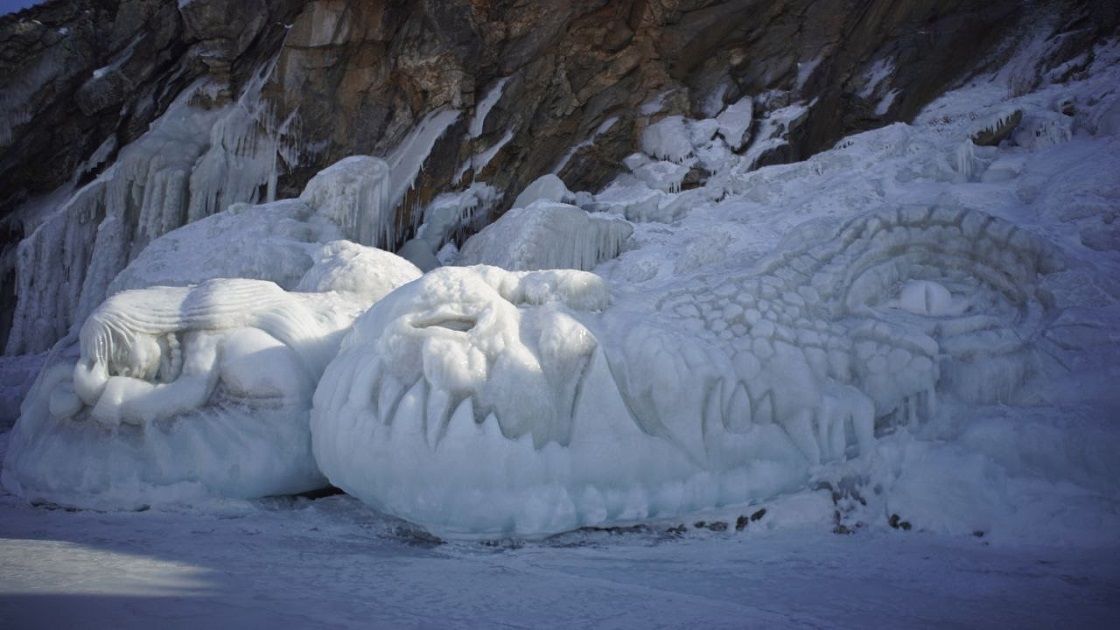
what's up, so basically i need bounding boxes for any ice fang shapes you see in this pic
[313,207,1059,536]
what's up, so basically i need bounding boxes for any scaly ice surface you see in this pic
[312,205,1061,536]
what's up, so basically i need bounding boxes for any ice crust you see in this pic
[510,174,573,210]
[300,156,393,248]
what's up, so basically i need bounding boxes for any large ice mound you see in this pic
[311,207,1061,536]
[459,201,633,271]
[2,249,420,509]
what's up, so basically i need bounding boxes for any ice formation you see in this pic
[715,96,754,151]
[312,205,1061,536]
[6,64,297,356]
[415,183,498,252]
[458,201,633,272]
[108,199,343,294]
[510,174,574,210]
[468,77,510,138]
[386,108,461,214]
[3,18,1118,550]
[299,156,392,248]
[552,117,620,175]
[2,247,420,508]
[640,116,694,163]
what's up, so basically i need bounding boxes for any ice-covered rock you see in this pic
[1011,111,1073,149]
[397,239,441,272]
[2,252,420,509]
[109,199,339,294]
[511,174,573,210]
[300,156,393,248]
[716,96,754,151]
[641,116,693,163]
[415,183,498,252]
[5,70,295,356]
[296,240,422,298]
[971,108,1023,146]
[632,160,693,194]
[459,202,633,271]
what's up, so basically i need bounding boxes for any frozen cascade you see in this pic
[300,156,392,248]
[552,117,620,174]
[455,129,515,183]
[468,77,509,138]
[415,183,499,251]
[386,108,462,216]
[6,62,301,356]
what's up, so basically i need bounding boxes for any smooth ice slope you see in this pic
[109,199,342,294]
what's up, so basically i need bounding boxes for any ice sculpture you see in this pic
[2,249,421,509]
[312,206,1062,536]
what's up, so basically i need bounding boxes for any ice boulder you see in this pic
[396,238,441,272]
[300,155,393,248]
[296,240,423,298]
[716,96,754,150]
[458,201,633,271]
[109,199,341,295]
[641,115,693,163]
[510,174,573,210]
[2,251,420,509]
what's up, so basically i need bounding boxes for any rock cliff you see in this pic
[1,0,1115,353]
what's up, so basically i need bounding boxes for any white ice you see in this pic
[510,173,573,210]
[4,16,1120,554]
[458,201,632,272]
[310,32,1120,539]
[299,156,392,247]
[2,209,420,508]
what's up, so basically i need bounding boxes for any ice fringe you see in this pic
[5,62,296,356]
[312,205,1062,537]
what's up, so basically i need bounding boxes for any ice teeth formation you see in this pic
[2,247,421,509]
[312,206,1059,537]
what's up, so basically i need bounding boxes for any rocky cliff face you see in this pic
[1,0,1115,353]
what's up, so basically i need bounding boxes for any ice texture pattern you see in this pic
[311,202,1061,536]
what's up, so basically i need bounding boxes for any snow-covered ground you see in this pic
[1,443,1117,628]
[2,22,1120,627]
